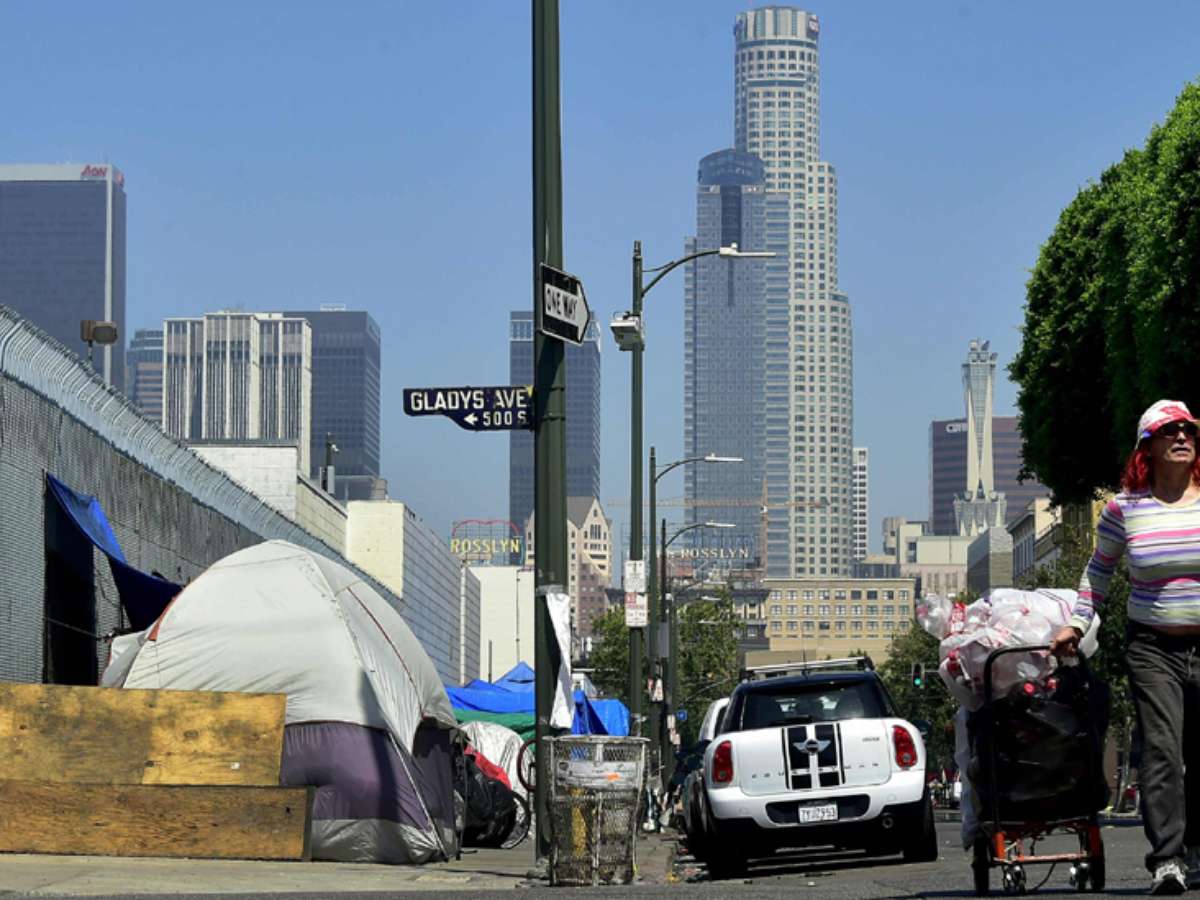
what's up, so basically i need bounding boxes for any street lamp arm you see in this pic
[654,455,711,483]
[641,248,723,297]
[663,521,715,551]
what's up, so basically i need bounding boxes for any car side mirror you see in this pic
[913,719,932,740]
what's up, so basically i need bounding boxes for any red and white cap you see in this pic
[1137,399,1197,445]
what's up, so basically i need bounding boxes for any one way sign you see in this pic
[403,385,533,432]
[540,263,591,345]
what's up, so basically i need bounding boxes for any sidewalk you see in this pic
[0,833,677,895]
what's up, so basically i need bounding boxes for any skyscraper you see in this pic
[930,416,1048,534]
[733,8,853,576]
[283,308,382,500]
[0,164,126,388]
[682,150,780,564]
[852,447,869,561]
[162,312,312,474]
[125,328,164,422]
[508,311,600,537]
[953,339,1007,535]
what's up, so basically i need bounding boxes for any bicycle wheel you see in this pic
[501,793,532,849]
[517,737,536,794]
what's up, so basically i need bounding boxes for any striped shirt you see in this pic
[1071,491,1200,630]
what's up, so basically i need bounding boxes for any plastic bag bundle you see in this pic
[918,589,1099,709]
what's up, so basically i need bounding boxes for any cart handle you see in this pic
[982,643,1091,704]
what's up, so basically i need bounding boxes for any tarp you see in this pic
[447,670,629,737]
[589,698,631,737]
[46,474,182,630]
[495,661,535,692]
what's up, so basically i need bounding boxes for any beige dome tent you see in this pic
[103,540,459,864]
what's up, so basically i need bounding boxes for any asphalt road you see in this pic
[19,821,1155,900]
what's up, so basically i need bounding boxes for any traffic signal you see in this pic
[911,662,925,688]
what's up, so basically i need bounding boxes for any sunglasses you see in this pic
[1155,421,1199,439]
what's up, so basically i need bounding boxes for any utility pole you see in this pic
[627,241,644,735]
[646,447,660,761]
[532,0,565,863]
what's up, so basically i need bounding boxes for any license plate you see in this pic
[798,803,837,824]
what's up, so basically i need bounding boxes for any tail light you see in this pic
[892,725,918,769]
[711,740,734,786]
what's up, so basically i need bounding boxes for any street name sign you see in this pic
[403,385,532,431]
[539,263,591,345]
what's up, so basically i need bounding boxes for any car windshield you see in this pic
[740,680,884,729]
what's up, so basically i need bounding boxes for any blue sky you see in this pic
[3,1,1199,551]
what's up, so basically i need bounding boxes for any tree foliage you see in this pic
[588,607,632,705]
[1011,80,1200,503]
[877,625,959,770]
[586,592,740,746]
[674,594,740,745]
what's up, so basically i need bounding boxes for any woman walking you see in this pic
[1052,399,1200,895]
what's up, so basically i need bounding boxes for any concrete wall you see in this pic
[967,527,1015,595]
[295,476,347,555]
[347,499,480,684]
[471,565,535,681]
[190,444,300,517]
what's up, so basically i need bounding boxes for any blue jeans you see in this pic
[1127,622,1200,871]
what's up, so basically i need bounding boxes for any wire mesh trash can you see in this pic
[547,735,648,886]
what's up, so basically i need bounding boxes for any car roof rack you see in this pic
[741,656,875,681]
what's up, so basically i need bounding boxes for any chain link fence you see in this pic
[547,735,647,887]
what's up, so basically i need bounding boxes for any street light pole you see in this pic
[646,446,659,754]
[627,241,644,735]
[613,242,769,737]
[659,521,735,782]
[647,452,740,783]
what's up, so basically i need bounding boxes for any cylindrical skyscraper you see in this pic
[733,7,853,577]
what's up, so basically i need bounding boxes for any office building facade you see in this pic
[733,8,854,577]
[163,312,312,474]
[508,311,600,541]
[283,308,381,500]
[0,164,126,388]
[852,446,869,561]
[125,328,164,422]
[682,150,778,565]
[931,416,1049,535]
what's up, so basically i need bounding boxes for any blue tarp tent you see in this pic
[46,474,182,631]
[446,662,630,737]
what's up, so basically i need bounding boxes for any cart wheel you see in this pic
[1002,864,1026,895]
[972,837,991,897]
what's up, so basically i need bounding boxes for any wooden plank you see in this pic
[0,781,313,860]
[0,682,285,786]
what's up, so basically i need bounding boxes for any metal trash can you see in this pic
[547,735,648,886]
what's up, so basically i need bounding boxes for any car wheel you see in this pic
[706,845,748,881]
[902,794,939,863]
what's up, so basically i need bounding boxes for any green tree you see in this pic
[1011,80,1200,502]
[674,593,740,745]
[878,625,959,771]
[588,607,631,705]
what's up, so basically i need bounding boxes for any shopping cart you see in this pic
[967,644,1110,895]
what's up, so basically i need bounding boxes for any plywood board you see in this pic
[0,682,285,786]
[0,781,313,860]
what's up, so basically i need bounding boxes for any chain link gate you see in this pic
[547,735,648,886]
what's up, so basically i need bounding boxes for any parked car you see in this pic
[700,658,937,878]
[680,696,730,853]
